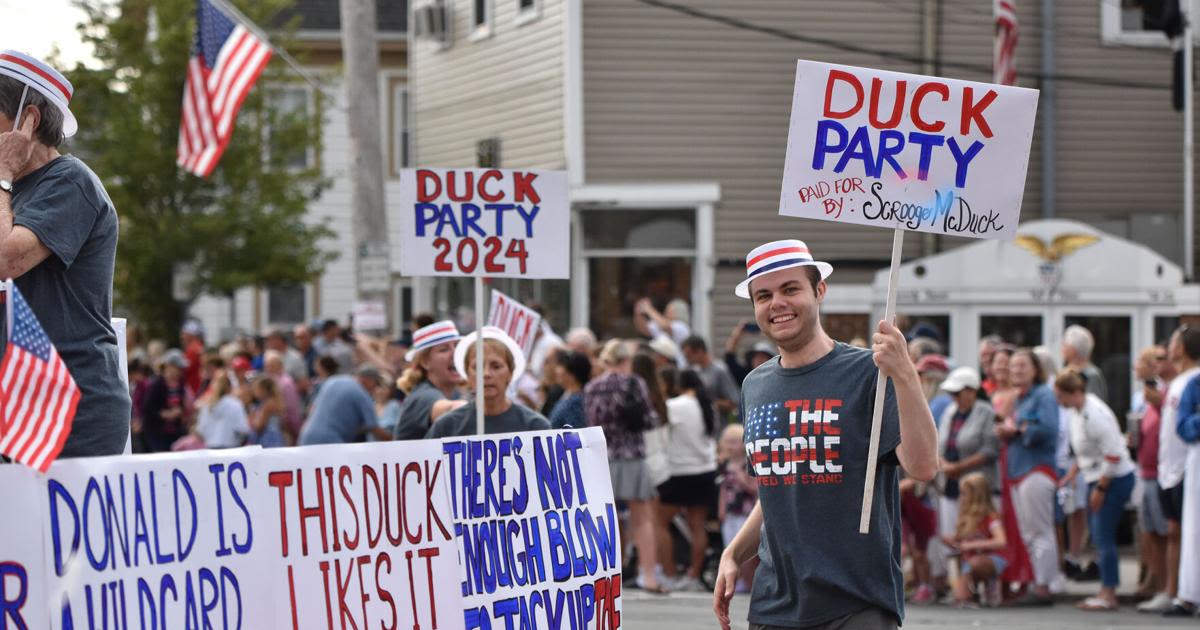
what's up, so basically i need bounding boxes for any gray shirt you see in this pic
[695,360,739,404]
[394,380,461,440]
[299,375,377,445]
[11,156,130,458]
[425,401,550,439]
[741,343,903,627]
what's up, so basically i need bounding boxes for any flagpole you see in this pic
[207,0,324,93]
[4,279,11,340]
[1185,0,1195,281]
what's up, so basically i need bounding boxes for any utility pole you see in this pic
[340,0,392,320]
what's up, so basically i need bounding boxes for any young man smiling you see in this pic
[713,239,939,630]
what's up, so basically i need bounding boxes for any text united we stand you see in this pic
[744,399,845,486]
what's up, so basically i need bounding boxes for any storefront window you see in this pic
[589,257,692,339]
[979,315,1042,348]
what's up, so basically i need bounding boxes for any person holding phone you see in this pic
[722,319,776,385]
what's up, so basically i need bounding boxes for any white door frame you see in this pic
[570,183,721,340]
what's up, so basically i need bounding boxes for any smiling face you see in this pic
[750,266,825,353]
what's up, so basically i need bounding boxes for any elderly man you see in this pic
[0,51,130,458]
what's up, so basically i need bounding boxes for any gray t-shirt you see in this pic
[299,375,377,445]
[10,156,130,458]
[740,343,903,627]
[696,360,739,404]
[425,401,550,439]
[394,380,461,440]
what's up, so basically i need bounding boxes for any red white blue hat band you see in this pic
[0,50,77,138]
[734,239,833,299]
[406,320,461,362]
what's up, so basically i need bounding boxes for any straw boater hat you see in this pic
[734,239,833,299]
[453,326,527,383]
[405,320,461,362]
[0,50,77,137]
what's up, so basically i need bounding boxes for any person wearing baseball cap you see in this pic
[0,50,129,459]
[714,239,938,630]
[392,320,464,440]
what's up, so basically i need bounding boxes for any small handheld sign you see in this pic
[399,168,569,434]
[779,61,1038,533]
[487,290,542,359]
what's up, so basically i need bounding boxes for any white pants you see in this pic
[929,496,959,578]
[1013,472,1061,587]
[1180,448,1200,604]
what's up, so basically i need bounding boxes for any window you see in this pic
[471,0,492,40]
[1064,315,1132,421]
[516,0,541,26]
[266,86,313,169]
[392,85,410,176]
[979,315,1042,348]
[268,285,307,325]
[1100,0,1185,47]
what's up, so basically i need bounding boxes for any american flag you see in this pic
[993,0,1018,86]
[0,283,80,473]
[177,0,273,177]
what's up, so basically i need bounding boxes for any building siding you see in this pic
[413,0,566,169]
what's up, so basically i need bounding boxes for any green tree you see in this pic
[68,0,336,340]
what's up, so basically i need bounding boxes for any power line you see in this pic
[635,0,1170,90]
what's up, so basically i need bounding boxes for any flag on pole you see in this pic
[177,0,273,177]
[993,0,1018,85]
[0,282,80,473]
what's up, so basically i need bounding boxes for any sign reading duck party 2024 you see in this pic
[780,60,1038,240]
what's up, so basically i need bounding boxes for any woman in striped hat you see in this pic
[392,320,463,439]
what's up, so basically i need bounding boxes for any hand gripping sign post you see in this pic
[779,61,1038,533]
[399,169,570,435]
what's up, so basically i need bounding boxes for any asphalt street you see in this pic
[621,590,1200,630]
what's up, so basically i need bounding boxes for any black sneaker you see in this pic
[1063,559,1082,580]
[1074,562,1100,582]
[1162,602,1197,618]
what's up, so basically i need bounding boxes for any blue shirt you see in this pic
[299,375,377,445]
[549,392,586,429]
[929,393,953,427]
[1177,373,1200,444]
[1007,384,1059,480]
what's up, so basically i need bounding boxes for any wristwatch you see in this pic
[0,179,12,195]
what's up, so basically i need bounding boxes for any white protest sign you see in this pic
[780,60,1038,240]
[353,301,388,332]
[257,441,464,630]
[398,169,570,279]
[40,448,274,630]
[439,427,623,630]
[0,465,49,629]
[487,290,542,359]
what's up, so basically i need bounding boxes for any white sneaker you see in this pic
[1138,592,1174,613]
[669,575,707,592]
[1048,573,1067,594]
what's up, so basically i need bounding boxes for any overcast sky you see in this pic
[0,0,96,67]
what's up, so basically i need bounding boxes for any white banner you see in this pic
[780,60,1038,240]
[487,290,542,359]
[440,427,622,630]
[0,429,621,630]
[398,169,570,279]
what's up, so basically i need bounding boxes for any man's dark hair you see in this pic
[321,319,340,332]
[0,75,66,147]
[803,266,822,295]
[681,335,708,354]
[1178,325,1200,361]
[563,351,592,388]
[412,313,435,329]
